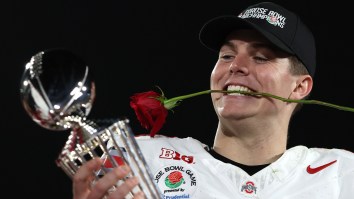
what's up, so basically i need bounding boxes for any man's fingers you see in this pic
[73,158,102,199]
[108,176,141,199]
[89,166,131,199]
[73,158,142,199]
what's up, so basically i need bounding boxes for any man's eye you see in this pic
[254,56,268,63]
[220,54,234,61]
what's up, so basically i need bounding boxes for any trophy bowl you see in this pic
[19,49,162,199]
[20,48,95,131]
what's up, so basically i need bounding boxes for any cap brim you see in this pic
[199,15,294,55]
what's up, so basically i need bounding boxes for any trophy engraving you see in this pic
[20,49,162,199]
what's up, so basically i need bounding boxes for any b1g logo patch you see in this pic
[159,148,195,164]
[240,180,257,197]
[154,165,197,198]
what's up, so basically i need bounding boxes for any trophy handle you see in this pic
[56,119,163,198]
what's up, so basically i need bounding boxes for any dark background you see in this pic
[2,0,354,198]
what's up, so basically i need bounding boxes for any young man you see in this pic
[72,2,354,199]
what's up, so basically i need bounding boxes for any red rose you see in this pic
[168,171,183,183]
[130,91,168,137]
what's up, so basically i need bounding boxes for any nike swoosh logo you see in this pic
[307,160,337,174]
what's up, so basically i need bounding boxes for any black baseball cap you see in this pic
[199,2,316,77]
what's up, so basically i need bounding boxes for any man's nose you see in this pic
[229,55,249,75]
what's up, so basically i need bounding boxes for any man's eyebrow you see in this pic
[251,42,280,53]
[221,41,277,51]
[220,41,235,50]
[251,42,291,58]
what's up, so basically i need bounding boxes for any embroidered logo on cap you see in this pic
[238,7,286,28]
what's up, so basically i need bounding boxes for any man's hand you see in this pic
[72,158,145,199]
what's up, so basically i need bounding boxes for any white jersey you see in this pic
[132,135,354,199]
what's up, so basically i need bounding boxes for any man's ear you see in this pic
[292,75,313,99]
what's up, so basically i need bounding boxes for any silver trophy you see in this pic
[19,49,163,199]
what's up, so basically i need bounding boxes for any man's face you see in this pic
[210,29,298,122]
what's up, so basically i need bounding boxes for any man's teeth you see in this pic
[227,85,252,96]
